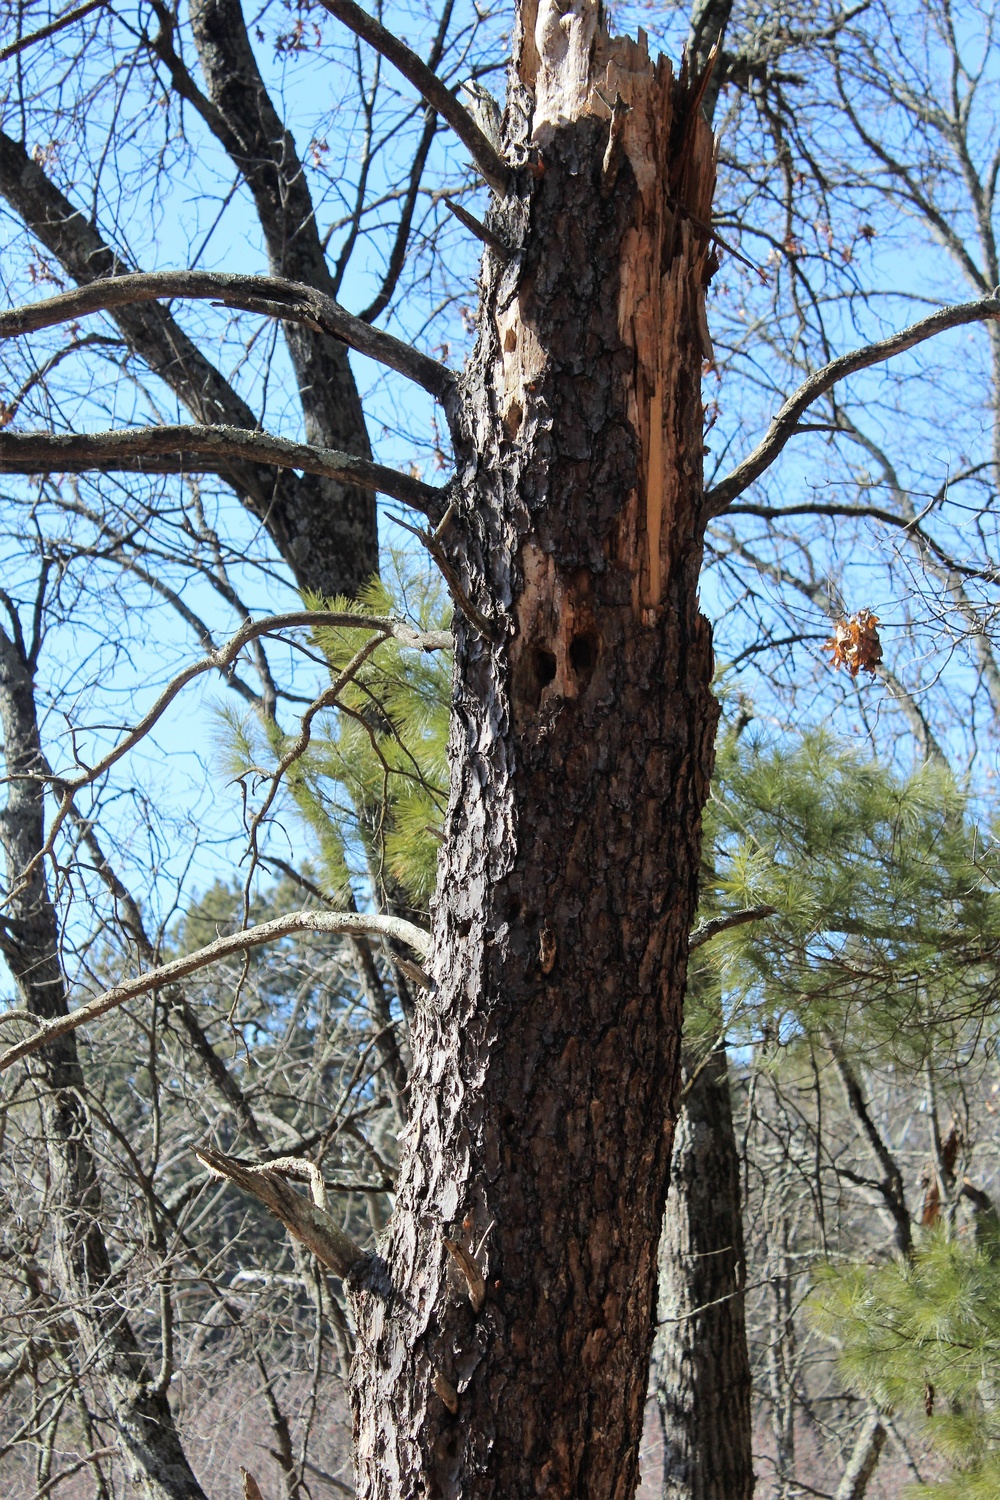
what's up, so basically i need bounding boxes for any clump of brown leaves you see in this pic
[824,609,883,677]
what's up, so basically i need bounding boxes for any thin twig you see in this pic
[0,0,106,63]
[390,509,501,639]
[316,0,512,194]
[2,610,448,912]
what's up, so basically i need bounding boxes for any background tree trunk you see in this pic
[349,8,719,1496]
[0,629,209,1500]
[651,1040,755,1500]
[834,1412,886,1500]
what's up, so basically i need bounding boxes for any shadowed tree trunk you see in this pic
[651,1038,754,1500]
[348,6,720,1495]
[644,0,755,1484]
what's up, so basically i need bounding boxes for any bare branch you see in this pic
[28,1448,118,1500]
[359,107,440,323]
[443,197,511,261]
[727,497,1000,585]
[195,1144,368,1278]
[0,908,432,1074]
[0,272,456,404]
[4,610,449,910]
[315,0,513,195]
[0,424,446,518]
[0,0,106,63]
[689,904,777,949]
[826,1036,912,1259]
[706,296,1000,515]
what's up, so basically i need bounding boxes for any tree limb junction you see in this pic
[706,296,1000,515]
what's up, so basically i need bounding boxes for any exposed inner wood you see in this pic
[510,8,716,617]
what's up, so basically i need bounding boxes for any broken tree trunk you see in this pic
[349,4,719,1496]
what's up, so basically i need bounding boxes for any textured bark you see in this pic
[651,1043,754,1500]
[0,631,207,1500]
[349,9,719,1497]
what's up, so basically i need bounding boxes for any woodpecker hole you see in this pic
[516,646,557,711]
[534,647,557,687]
[569,631,599,689]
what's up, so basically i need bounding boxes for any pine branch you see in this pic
[689,903,777,949]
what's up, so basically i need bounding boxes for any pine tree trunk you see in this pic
[349,7,719,1495]
[651,1043,755,1500]
[0,633,208,1500]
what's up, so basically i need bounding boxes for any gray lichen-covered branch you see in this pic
[194,1145,368,1278]
[0,425,446,518]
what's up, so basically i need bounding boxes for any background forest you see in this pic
[2,0,1000,1495]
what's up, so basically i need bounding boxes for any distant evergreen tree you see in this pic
[699,727,1000,1497]
[698,727,1000,1075]
[813,1230,1000,1497]
[221,554,451,915]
